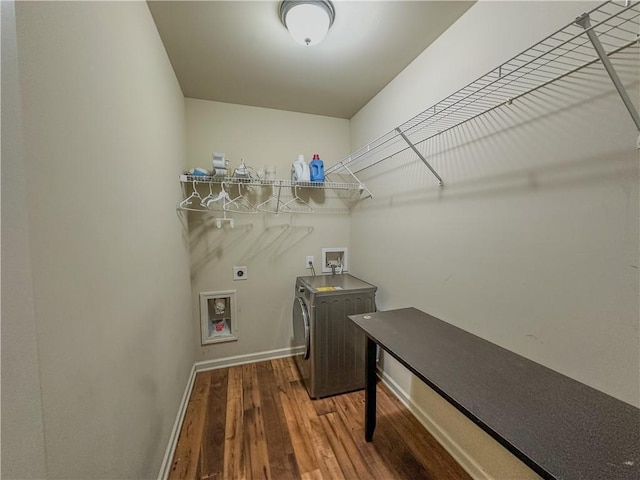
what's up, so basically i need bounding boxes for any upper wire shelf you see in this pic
[326,0,640,177]
[179,174,365,191]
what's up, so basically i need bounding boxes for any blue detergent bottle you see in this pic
[310,154,325,182]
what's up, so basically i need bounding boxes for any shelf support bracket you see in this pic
[337,162,373,198]
[576,13,640,139]
[396,127,443,186]
[275,181,283,214]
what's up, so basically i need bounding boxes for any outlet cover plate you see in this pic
[233,266,247,281]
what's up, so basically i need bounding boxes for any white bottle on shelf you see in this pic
[291,154,310,182]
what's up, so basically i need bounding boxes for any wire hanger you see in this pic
[224,183,257,214]
[281,184,314,214]
[201,182,231,210]
[257,183,288,214]
[199,182,235,227]
[200,182,220,209]
[178,181,206,212]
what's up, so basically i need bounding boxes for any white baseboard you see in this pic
[377,367,489,480]
[157,346,302,479]
[157,363,197,480]
[195,345,303,372]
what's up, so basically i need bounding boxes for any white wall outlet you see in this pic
[306,256,314,269]
[233,266,247,281]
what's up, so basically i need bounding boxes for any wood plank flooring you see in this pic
[169,357,471,480]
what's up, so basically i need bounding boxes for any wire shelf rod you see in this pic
[327,1,638,176]
[399,3,637,135]
[576,11,640,130]
[401,42,635,143]
[400,31,609,137]
[375,40,638,174]
[336,39,637,175]
[178,175,365,191]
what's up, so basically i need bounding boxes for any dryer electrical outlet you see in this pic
[233,266,247,280]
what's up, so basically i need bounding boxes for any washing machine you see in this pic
[292,274,377,399]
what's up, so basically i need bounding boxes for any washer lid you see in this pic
[297,273,377,294]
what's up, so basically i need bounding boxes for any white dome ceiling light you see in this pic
[279,0,336,46]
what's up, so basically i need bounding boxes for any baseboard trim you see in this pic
[377,367,489,480]
[157,363,197,480]
[158,346,303,479]
[194,346,304,372]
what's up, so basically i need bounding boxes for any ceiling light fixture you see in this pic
[279,0,335,46]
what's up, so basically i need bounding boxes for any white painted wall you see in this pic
[349,1,639,478]
[7,2,194,478]
[1,1,47,477]
[185,98,352,361]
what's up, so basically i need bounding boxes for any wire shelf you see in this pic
[179,174,364,191]
[326,0,640,176]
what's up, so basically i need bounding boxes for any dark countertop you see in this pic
[350,307,640,480]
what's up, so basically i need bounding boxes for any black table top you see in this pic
[350,307,640,480]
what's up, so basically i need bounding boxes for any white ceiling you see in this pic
[148,1,474,119]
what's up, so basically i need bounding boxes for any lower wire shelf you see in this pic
[179,174,365,192]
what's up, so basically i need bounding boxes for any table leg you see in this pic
[365,336,377,441]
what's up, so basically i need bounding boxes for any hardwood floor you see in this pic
[169,357,471,480]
